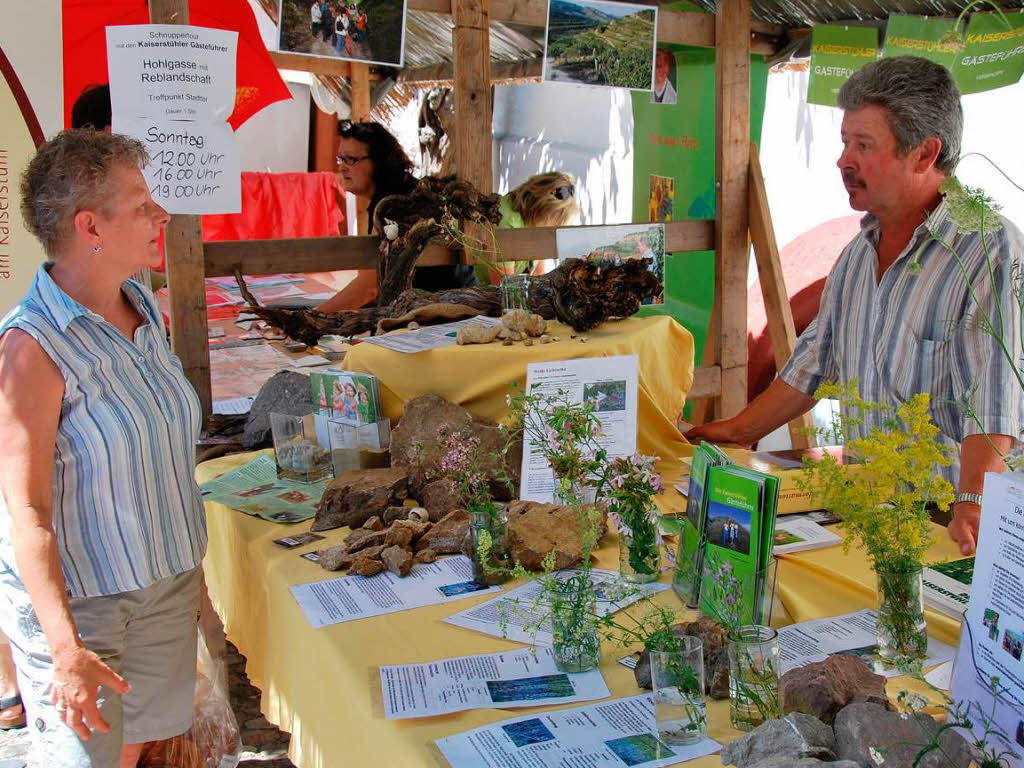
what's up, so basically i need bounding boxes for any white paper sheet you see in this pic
[925,660,953,690]
[212,395,255,415]
[520,356,639,503]
[290,355,333,368]
[443,568,668,645]
[435,693,720,768]
[290,555,503,629]
[772,517,841,555]
[380,646,610,719]
[361,317,502,354]
[778,608,954,678]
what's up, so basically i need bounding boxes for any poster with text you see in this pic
[882,14,959,70]
[807,24,878,107]
[278,0,407,68]
[954,11,1024,95]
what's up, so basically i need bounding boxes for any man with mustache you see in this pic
[686,56,1024,556]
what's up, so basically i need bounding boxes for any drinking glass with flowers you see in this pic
[605,454,666,583]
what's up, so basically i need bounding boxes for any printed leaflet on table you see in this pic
[435,694,720,768]
[771,517,841,555]
[380,645,610,719]
[520,355,639,503]
[198,453,326,523]
[922,556,973,619]
[361,317,502,354]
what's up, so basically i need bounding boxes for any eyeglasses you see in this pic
[337,154,371,166]
[553,185,575,200]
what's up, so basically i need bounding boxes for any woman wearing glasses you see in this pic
[318,121,476,312]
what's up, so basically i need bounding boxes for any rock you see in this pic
[414,548,438,564]
[383,506,410,524]
[721,713,836,767]
[634,652,652,689]
[456,322,502,345]
[311,467,410,532]
[780,654,891,726]
[384,524,415,549]
[317,545,353,572]
[388,519,432,542]
[682,615,731,699]
[343,528,387,552]
[357,544,385,561]
[362,516,384,531]
[416,509,470,554]
[421,478,463,522]
[350,556,385,577]
[242,371,313,449]
[502,309,546,337]
[834,702,974,768]
[748,760,860,768]
[381,545,414,577]
[505,500,608,571]
[389,395,521,499]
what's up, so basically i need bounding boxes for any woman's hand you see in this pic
[51,645,130,740]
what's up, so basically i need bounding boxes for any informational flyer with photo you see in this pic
[290,555,503,629]
[778,609,954,678]
[443,568,667,645]
[520,355,639,503]
[435,694,720,768]
[380,646,610,719]
[951,473,1024,751]
[363,316,502,354]
[198,453,327,523]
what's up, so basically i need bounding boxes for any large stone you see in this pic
[415,509,469,554]
[834,702,974,768]
[722,713,836,767]
[343,528,387,552]
[389,394,522,499]
[242,370,313,449]
[420,478,463,522]
[780,654,891,726]
[633,617,729,698]
[505,500,608,571]
[381,545,414,577]
[748,760,860,768]
[311,467,410,532]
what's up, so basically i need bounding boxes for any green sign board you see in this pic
[808,24,879,107]
[882,14,959,70]
[954,11,1024,94]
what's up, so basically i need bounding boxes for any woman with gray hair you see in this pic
[0,130,207,766]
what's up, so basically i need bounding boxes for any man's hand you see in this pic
[51,645,130,740]
[684,418,753,448]
[948,501,980,556]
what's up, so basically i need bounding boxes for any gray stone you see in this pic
[242,370,312,449]
[834,702,974,768]
[722,712,836,767]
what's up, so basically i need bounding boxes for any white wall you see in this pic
[0,2,63,137]
[492,82,634,225]
[235,81,310,172]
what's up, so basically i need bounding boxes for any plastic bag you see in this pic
[138,632,241,768]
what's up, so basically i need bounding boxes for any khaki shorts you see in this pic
[0,566,201,768]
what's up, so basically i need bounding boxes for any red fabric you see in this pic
[202,172,346,241]
[747,214,863,401]
[62,0,291,130]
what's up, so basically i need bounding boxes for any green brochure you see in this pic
[882,14,959,70]
[700,466,766,626]
[676,443,716,605]
[954,12,1024,95]
[808,24,879,107]
[726,467,780,624]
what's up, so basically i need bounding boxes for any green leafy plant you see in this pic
[606,453,666,578]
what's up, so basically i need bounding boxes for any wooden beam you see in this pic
[687,365,722,402]
[350,64,372,234]
[401,57,542,85]
[203,220,715,277]
[748,142,814,449]
[270,50,351,77]
[312,105,339,172]
[714,0,751,419]
[150,0,212,419]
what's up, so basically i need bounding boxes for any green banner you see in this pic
[882,14,959,70]
[954,11,1024,95]
[808,24,878,107]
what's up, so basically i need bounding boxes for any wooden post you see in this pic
[748,142,814,449]
[350,63,372,234]
[714,0,751,419]
[150,0,213,418]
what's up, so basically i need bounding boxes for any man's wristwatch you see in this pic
[955,492,983,506]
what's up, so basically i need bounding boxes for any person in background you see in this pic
[70,84,112,132]
[685,57,1024,557]
[651,48,677,105]
[310,0,322,35]
[320,1,333,43]
[0,130,207,766]
[317,121,476,312]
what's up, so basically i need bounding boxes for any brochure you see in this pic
[772,517,841,555]
[290,555,503,629]
[677,442,729,606]
[922,556,973,619]
[198,454,327,523]
[520,356,639,503]
[309,369,382,449]
[435,694,721,768]
[380,646,610,719]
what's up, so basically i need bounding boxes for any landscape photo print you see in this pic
[555,222,665,302]
[543,0,657,90]
[278,0,407,67]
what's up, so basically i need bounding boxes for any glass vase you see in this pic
[469,505,511,586]
[617,511,660,584]
[650,638,707,745]
[727,625,780,731]
[550,575,601,673]
[553,475,598,506]
[875,566,927,668]
[500,273,531,314]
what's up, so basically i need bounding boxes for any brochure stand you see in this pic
[696,553,779,627]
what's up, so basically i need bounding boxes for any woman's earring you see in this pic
[92,245,102,254]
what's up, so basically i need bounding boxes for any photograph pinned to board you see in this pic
[542,0,658,91]
[277,0,407,67]
[648,175,674,222]
[555,223,665,302]
[651,47,677,104]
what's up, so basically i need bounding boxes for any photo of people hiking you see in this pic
[279,0,406,67]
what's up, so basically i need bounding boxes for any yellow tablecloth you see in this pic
[199,452,964,768]
[342,315,695,465]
